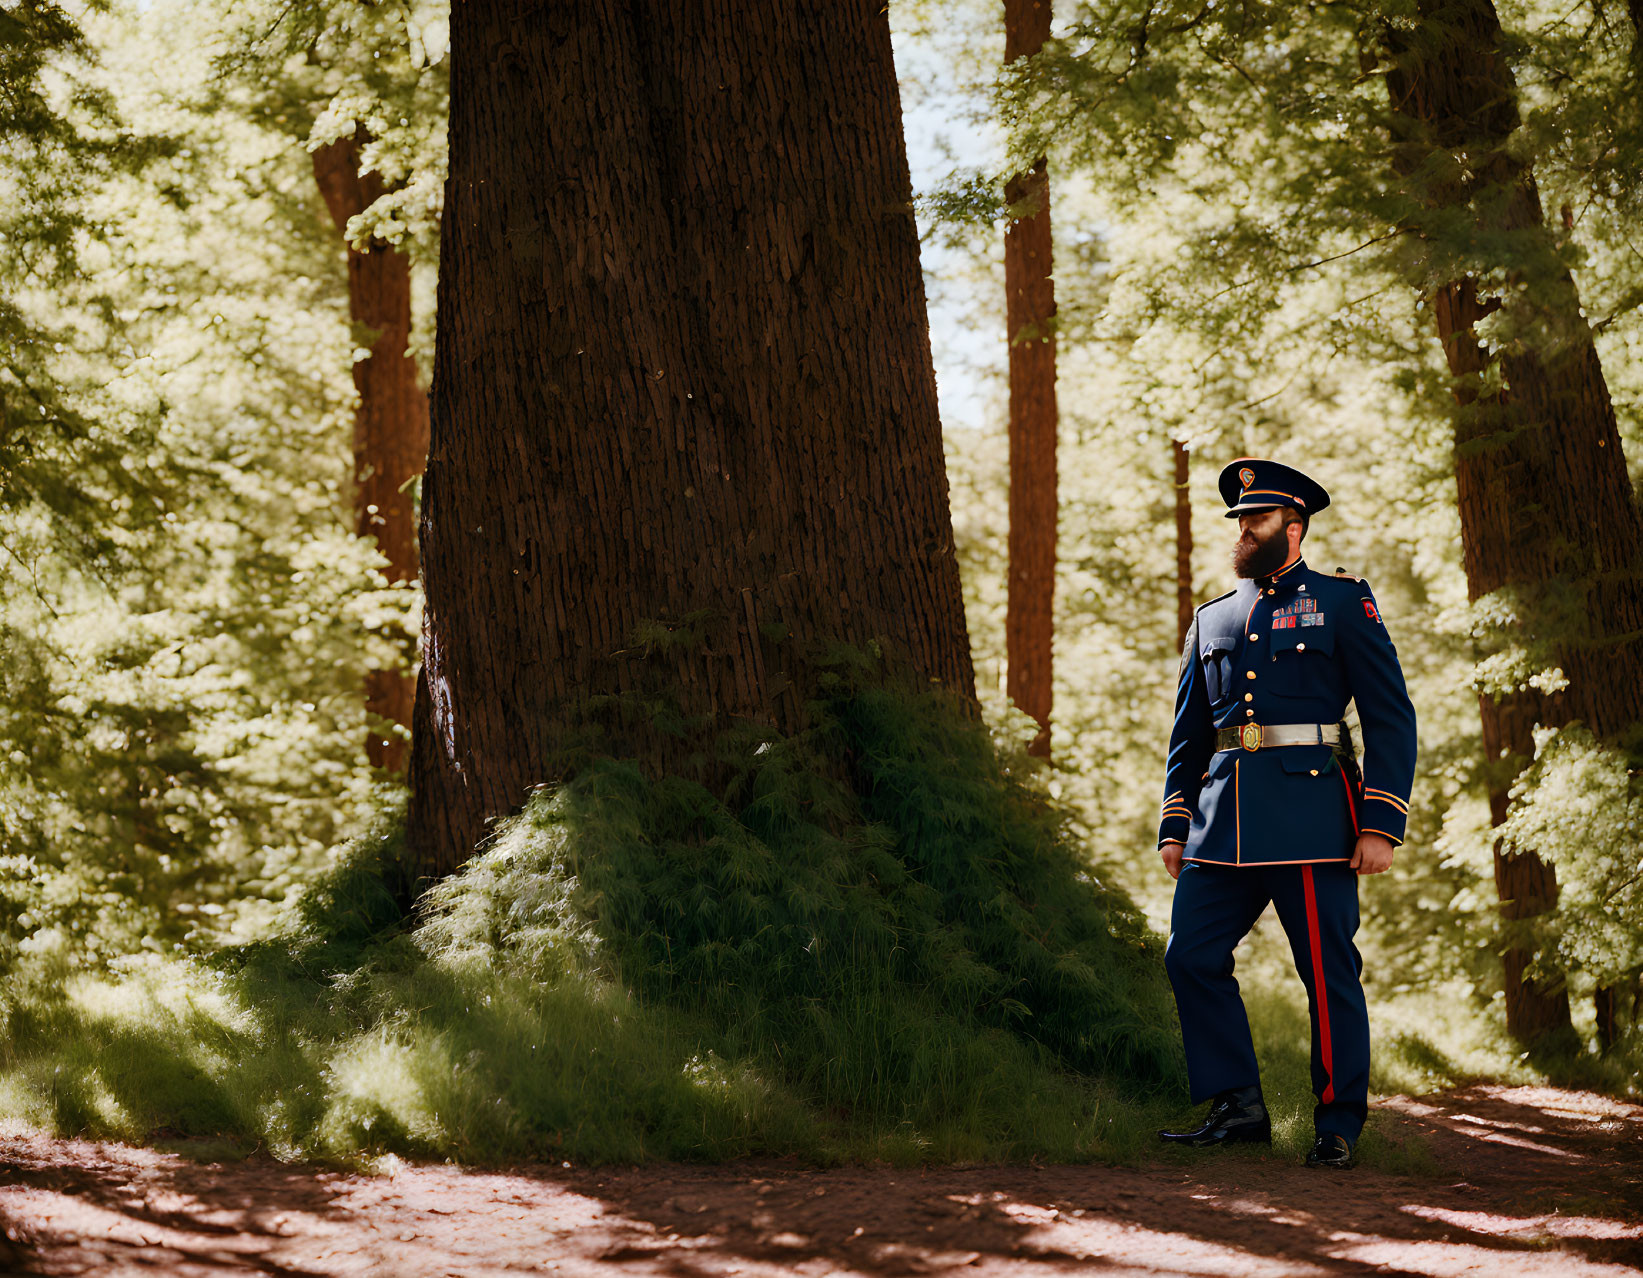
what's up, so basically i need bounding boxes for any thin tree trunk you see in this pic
[1383,0,1643,1049]
[312,133,429,774]
[1172,439,1192,650]
[406,0,975,879]
[1004,0,1058,761]
[1594,983,1618,1053]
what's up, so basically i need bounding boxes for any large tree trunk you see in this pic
[1383,0,1643,1049]
[312,134,429,774]
[1172,439,1192,650]
[406,1,975,879]
[1003,0,1059,761]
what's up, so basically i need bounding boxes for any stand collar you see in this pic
[1258,556,1306,588]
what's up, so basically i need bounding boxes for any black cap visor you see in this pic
[1224,501,1287,519]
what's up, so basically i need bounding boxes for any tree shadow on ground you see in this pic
[564,1083,1641,1276]
[0,1135,343,1276]
[0,1083,1637,1276]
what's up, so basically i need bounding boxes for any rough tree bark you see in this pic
[312,133,428,774]
[406,1,976,878]
[1172,440,1192,650]
[1004,0,1059,760]
[1383,0,1643,1049]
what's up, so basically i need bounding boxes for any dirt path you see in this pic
[0,1084,1638,1277]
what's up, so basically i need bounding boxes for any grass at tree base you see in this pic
[0,652,1520,1169]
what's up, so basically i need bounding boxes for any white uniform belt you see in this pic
[1214,723,1342,752]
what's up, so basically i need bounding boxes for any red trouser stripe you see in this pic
[1302,864,1336,1104]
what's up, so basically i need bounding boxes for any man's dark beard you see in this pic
[1232,523,1291,579]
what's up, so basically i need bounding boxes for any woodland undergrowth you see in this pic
[0,652,1447,1169]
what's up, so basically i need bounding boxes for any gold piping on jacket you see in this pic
[1363,787,1409,814]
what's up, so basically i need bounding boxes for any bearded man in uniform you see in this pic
[1155,459,1417,1169]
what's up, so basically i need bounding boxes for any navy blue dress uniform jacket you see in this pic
[1158,557,1417,865]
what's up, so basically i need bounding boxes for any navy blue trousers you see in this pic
[1165,860,1369,1144]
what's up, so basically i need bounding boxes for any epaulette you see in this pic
[1333,567,1364,583]
[1194,588,1238,612]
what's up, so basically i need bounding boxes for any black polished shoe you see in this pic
[1157,1085,1272,1147]
[1305,1133,1353,1168]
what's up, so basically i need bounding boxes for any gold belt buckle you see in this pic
[1239,723,1262,751]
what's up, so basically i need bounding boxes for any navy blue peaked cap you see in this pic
[1217,458,1331,519]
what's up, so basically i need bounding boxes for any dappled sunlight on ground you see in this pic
[0,1084,1636,1276]
[1402,1203,1642,1242]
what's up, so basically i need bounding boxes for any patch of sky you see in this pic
[892,10,1008,436]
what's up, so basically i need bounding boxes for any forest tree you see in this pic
[1003,0,1060,759]
[1381,0,1643,1047]
[1008,0,1643,1055]
[407,0,976,876]
[313,132,429,773]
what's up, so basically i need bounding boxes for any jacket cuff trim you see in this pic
[1363,786,1409,814]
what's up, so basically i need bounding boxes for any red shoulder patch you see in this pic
[1363,599,1381,623]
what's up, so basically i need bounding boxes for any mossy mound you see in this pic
[0,665,1186,1164]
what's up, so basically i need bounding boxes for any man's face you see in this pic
[1232,508,1293,579]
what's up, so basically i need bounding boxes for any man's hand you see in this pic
[1161,841,1185,880]
[1350,832,1395,876]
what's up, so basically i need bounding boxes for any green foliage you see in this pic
[430,669,1183,1102]
[0,0,419,964]
[907,0,1643,1062]
[0,672,1187,1164]
[1500,726,1643,1050]
[247,788,413,977]
[1,0,1637,1179]
[0,0,176,560]
[205,0,449,303]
